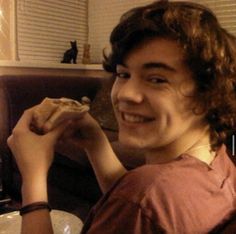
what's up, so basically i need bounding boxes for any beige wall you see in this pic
[88,0,236,64]
[88,0,152,63]
[0,1,11,60]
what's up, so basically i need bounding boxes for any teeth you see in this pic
[123,113,146,123]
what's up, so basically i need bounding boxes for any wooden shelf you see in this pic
[0,61,111,78]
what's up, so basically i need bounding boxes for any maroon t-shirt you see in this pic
[81,145,236,233]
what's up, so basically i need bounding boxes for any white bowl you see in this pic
[0,209,83,234]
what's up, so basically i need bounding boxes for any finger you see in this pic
[13,106,37,132]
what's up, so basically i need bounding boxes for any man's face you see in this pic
[111,38,205,155]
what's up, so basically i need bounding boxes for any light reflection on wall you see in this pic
[0,1,11,60]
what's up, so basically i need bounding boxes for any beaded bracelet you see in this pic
[19,202,51,216]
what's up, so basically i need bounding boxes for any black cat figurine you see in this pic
[61,40,78,64]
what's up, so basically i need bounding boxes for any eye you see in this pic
[147,77,167,84]
[115,72,130,79]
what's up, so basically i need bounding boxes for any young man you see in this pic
[7,1,236,233]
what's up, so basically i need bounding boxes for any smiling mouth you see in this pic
[121,112,154,124]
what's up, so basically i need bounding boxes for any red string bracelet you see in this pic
[19,202,51,216]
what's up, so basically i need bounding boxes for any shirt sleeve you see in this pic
[83,197,164,234]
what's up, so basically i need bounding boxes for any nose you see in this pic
[116,77,144,103]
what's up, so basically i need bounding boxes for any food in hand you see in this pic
[32,97,90,134]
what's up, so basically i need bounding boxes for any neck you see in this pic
[145,125,215,165]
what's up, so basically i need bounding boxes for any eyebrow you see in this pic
[142,62,176,72]
[117,62,176,72]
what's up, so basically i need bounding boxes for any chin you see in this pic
[118,130,170,152]
[118,133,150,150]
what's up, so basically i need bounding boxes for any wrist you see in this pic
[21,176,48,206]
[85,130,108,155]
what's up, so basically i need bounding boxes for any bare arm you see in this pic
[7,107,67,234]
[60,113,127,193]
[20,179,53,234]
[85,129,127,193]
[7,100,125,234]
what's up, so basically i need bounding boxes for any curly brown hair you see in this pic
[103,0,236,151]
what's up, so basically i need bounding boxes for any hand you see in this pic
[57,112,105,153]
[7,106,68,182]
[30,97,104,154]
